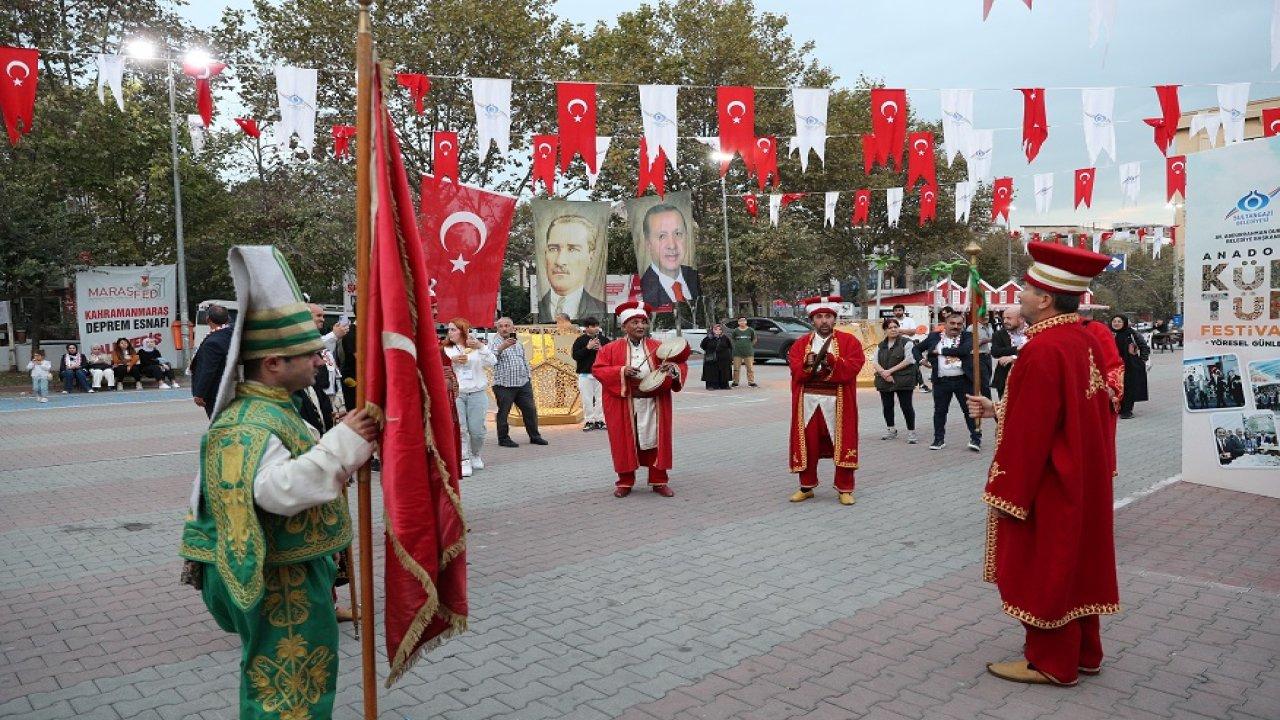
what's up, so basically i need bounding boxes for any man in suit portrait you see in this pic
[639,203,700,307]
[538,214,607,322]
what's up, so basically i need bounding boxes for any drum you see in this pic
[656,336,691,363]
[637,368,673,396]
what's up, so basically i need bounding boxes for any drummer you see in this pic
[591,301,689,498]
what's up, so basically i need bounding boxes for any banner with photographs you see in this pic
[531,198,611,323]
[625,190,698,310]
[1182,136,1280,496]
[74,265,177,357]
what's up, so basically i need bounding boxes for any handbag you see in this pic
[704,349,717,363]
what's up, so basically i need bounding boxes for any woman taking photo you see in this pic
[871,318,918,443]
[699,324,733,390]
[442,318,496,477]
[1110,315,1149,419]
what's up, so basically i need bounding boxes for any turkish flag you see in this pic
[1074,167,1095,209]
[743,193,759,219]
[906,131,936,190]
[991,177,1014,223]
[852,189,871,226]
[1019,88,1048,163]
[396,72,431,114]
[0,46,39,145]
[420,176,516,327]
[1166,155,1186,202]
[861,134,877,176]
[531,134,557,195]
[1143,85,1181,154]
[637,138,666,197]
[780,192,805,210]
[918,184,938,226]
[870,88,908,170]
[752,135,780,190]
[364,68,467,687]
[234,118,260,138]
[433,131,460,185]
[717,86,756,172]
[182,59,226,127]
[1263,107,1280,137]
[557,82,598,172]
[332,125,356,158]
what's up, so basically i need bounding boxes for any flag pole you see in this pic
[965,240,983,431]
[354,1,378,718]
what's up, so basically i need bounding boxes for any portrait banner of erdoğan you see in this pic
[73,265,177,356]
[625,190,698,309]
[530,198,611,323]
[420,176,517,327]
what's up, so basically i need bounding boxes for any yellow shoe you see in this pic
[789,489,814,502]
[986,660,1072,686]
[838,492,856,506]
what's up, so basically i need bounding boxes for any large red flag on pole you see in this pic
[364,65,468,688]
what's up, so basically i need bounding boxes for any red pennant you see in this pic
[918,184,938,226]
[906,131,936,190]
[751,135,780,190]
[181,60,226,127]
[0,46,39,145]
[1076,233,1089,249]
[780,192,805,210]
[743,193,759,219]
[1263,107,1280,137]
[637,138,666,197]
[433,131,459,184]
[861,134,877,176]
[852,189,871,226]
[717,86,756,173]
[991,177,1014,223]
[1074,168,1095,209]
[234,117,261,138]
[1166,155,1186,202]
[1019,88,1048,163]
[331,124,356,158]
[531,134,557,195]
[1137,227,1147,243]
[1030,232,1042,243]
[870,88,908,170]
[396,73,431,115]
[1141,85,1181,155]
[556,82,598,172]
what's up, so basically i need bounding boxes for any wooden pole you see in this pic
[354,1,378,717]
[965,241,983,431]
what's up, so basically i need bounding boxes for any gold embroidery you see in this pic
[986,461,1006,487]
[1025,312,1080,339]
[1085,349,1105,399]
[206,428,270,610]
[982,508,999,583]
[1001,601,1120,629]
[247,566,332,717]
[982,492,1027,520]
[263,565,310,628]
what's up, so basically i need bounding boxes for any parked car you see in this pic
[719,317,813,363]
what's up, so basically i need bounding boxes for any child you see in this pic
[27,351,52,403]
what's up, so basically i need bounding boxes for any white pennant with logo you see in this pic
[639,84,678,167]
[886,188,904,228]
[275,65,318,156]
[1119,162,1141,208]
[966,129,994,184]
[791,87,829,172]
[1089,0,1117,47]
[1217,83,1250,145]
[187,114,207,155]
[940,89,974,167]
[1033,173,1054,215]
[955,181,973,223]
[1081,87,1116,164]
[95,54,125,111]
[585,136,612,189]
[823,191,838,228]
[472,77,512,157]
[1189,112,1222,148]
[769,193,782,227]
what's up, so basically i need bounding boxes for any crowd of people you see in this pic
[25,339,182,401]
[1184,364,1245,410]
[1214,426,1279,466]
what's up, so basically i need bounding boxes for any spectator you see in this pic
[1109,315,1149,419]
[890,303,928,393]
[111,337,143,389]
[137,338,178,388]
[871,318,917,443]
[443,318,496,476]
[191,304,234,417]
[914,313,986,451]
[990,307,1027,398]
[58,344,93,393]
[492,317,548,448]
[729,316,758,388]
[699,323,733,390]
[308,305,348,421]
[86,352,116,391]
[571,317,609,430]
[27,350,52,403]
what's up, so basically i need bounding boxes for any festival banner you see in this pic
[1181,136,1280,498]
[420,177,516,327]
[530,198,611,323]
[73,265,176,356]
[625,190,698,309]
[605,274,633,313]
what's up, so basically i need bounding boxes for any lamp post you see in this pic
[710,151,736,317]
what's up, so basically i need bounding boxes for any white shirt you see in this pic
[547,286,585,320]
[649,263,691,303]
[936,334,965,377]
[628,340,659,450]
[444,343,496,394]
[802,332,838,426]
[1008,326,1028,350]
[27,359,52,380]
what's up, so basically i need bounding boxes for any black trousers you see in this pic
[493,381,542,441]
[879,389,915,430]
[932,375,982,444]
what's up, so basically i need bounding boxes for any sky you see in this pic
[176,0,1274,228]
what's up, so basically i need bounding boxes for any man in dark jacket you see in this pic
[190,305,234,418]
[571,317,609,430]
[990,308,1027,398]
[913,313,989,452]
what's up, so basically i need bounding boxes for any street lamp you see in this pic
[710,151,736,316]
[126,38,194,367]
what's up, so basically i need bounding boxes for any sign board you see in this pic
[74,265,177,356]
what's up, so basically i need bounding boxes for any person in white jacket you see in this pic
[442,318,497,477]
[27,351,52,402]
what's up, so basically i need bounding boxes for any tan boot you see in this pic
[789,489,814,502]
[838,492,856,506]
[986,660,1074,686]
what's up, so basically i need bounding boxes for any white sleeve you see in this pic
[477,346,497,368]
[253,423,373,516]
[322,332,339,354]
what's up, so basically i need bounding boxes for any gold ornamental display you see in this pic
[491,324,584,426]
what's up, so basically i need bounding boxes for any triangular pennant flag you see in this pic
[966,129,994,183]
[743,193,759,219]
[1263,107,1280,137]
[556,82,598,172]
[585,135,612,189]
[234,117,261,138]
[95,53,125,111]
[918,185,938,226]
[940,89,975,166]
[1081,87,1116,164]
[396,73,431,115]
[1190,111,1221,148]
[823,191,838,228]
[182,59,226,127]
[954,181,973,223]
[768,193,782,226]
[187,114,208,155]
[531,134,557,195]
[275,65,318,155]
[331,124,356,159]
[861,134,877,176]
[1033,173,1054,214]
[639,84,678,168]
[1119,162,1141,208]
[906,132,936,190]
[1074,168,1095,209]
[1142,85,1181,155]
[870,88,908,171]
[1019,88,1049,163]
[0,46,39,145]
[751,135,780,191]
[1166,155,1186,202]
[433,130,460,185]
[472,77,512,157]
[792,87,829,172]
[991,177,1014,223]
[717,86,756,174]
[636,138,667,197]
[1217,83,1249,145]
[852,189,871,226]
[886,187,904,228]
[1089,0,1117,47]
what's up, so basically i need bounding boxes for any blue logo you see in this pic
[798,114,825,128]
[1237,190,1269,213]
[646,110,674,127]
[1084,112,1112,126]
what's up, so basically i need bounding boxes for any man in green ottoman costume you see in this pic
[180,246,377,719]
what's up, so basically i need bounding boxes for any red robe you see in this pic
[592,337,687,473]
[983,313,1118,629]
[1081,318,1124,410]
[787,330,865,472]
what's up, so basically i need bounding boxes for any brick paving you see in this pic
[0,351,1276,720]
